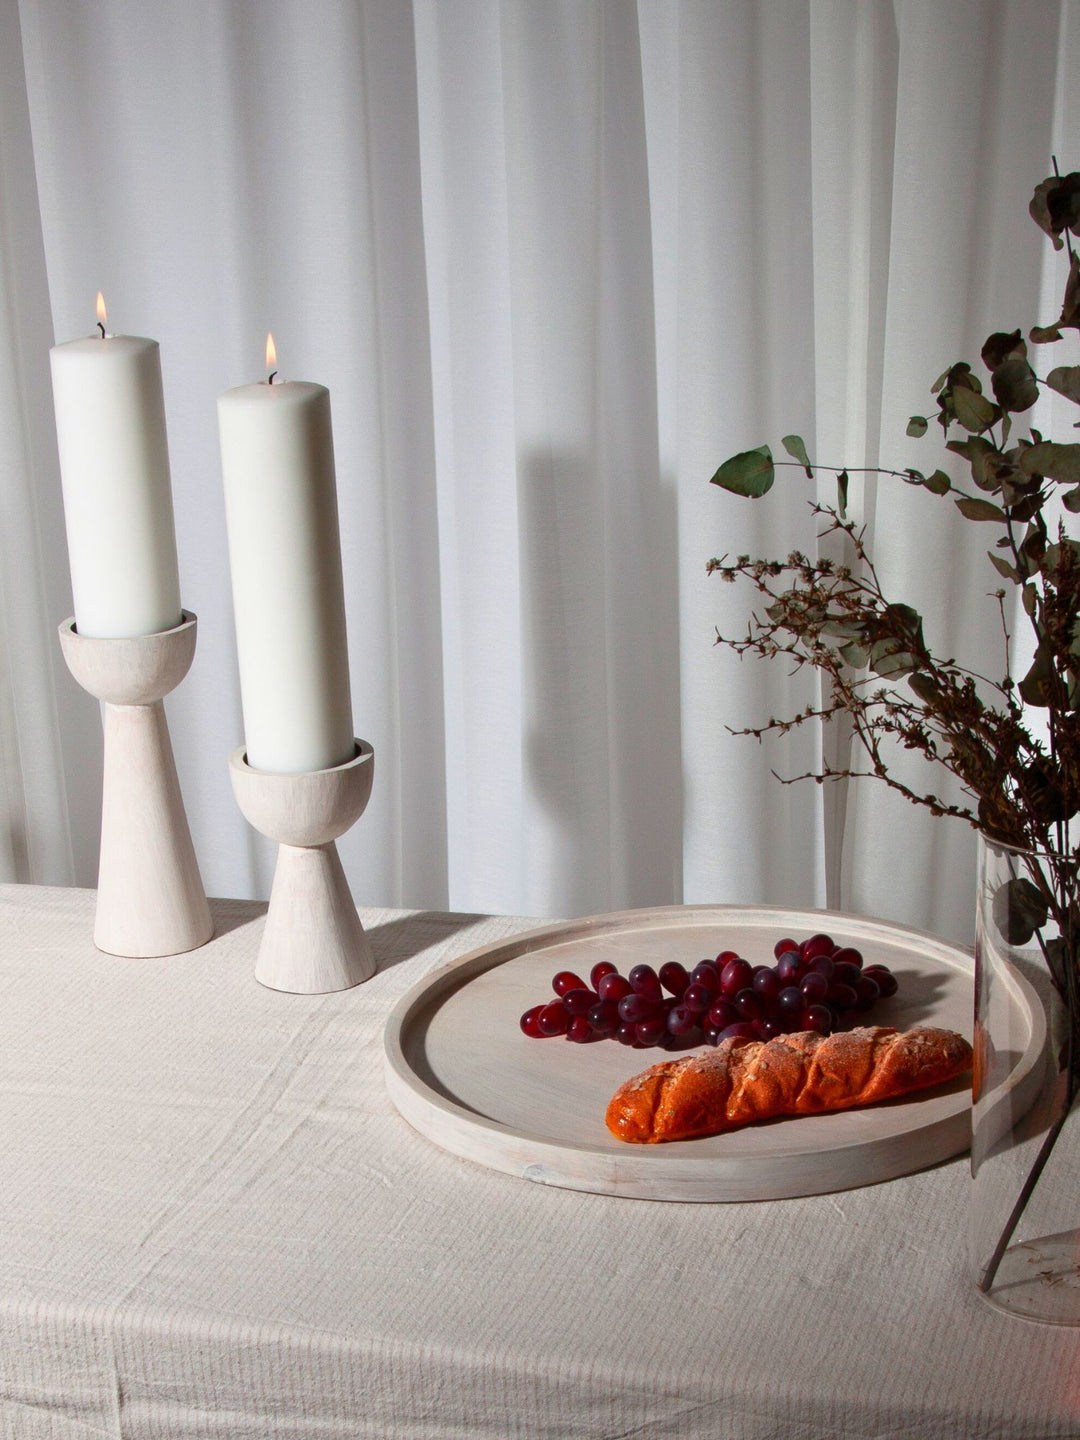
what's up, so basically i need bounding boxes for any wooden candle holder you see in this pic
[227,741,376,994]
[58,612,213,957]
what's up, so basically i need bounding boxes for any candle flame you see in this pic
[96,292,107,328]
[265,332,277,373]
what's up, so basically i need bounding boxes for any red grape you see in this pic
[618,993,659,1024]
[520,1005,547,1038]
[832,946,863,971]
[863,965,898,998]
[629,964,663,1002]
[588,999,619,1035]
[735,988,763,1021]
[801,933,835,961]
[773,937,800,959]
[690,961,721,993]
[826,981,858,1013]
[615,1022,638,1045]
[717,1022,758,1043]
[658,961,690,997]
[683,982,713,1015]
[777,985,805,1017]
[636,1016,666,1046]
[590,961,618,989]
[809,954,835,981]
[715,949,740,967]
[720,957,754,996]
[566,1015,593,1042]
[562,987,596,1015]
[706,998,739,1030]
[832,961,861,988]
[777,952,803,985]
[537,1000,570,1035]
[667,1004,697,1036]
[598,972,633,1003]
[853,975,880,1010]
[802,1003,833,1035]
[552,970,587,996]
[800,971,828,1004]
[753,968,781,1004]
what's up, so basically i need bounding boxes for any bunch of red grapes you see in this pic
[519,933,898,1050]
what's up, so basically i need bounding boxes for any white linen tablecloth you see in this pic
[1,884,1076,1439]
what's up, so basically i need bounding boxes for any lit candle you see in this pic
[218,334,354,774]
[49,295,183,638]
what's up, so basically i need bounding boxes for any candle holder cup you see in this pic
[228,742,376,993]
[58,611,213,957]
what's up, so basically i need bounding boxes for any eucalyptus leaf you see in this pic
[991,355,1039,412]
[839,641,868,669]
[906,415,928,438]
[1063,486,1080,512]
[781,434,814,477]
[837,468,849,517]
[988,552,1021,582]
[992,877,1049,946]
[981,329,1025,370]
[907,672,940,704]
[1019,441,1080,485]
[710,446,775,497]
[870,642,918,677]
[955,496,1006,521]
[923,469,951,495]
[952,385,997,432]
[1018,644,1055,706]
[1046,365,1080,405]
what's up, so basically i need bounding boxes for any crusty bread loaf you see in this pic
[605,1025,972,1144]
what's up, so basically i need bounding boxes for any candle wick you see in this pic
[267,370,278,385]
[97,322,106,339]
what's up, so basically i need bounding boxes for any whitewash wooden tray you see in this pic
[383,904,996,1202]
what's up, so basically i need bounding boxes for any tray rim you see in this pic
[383,901,980,1201]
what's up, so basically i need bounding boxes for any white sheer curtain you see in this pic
[2,0,1076,941]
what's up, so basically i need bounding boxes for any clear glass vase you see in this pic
[971,832,1080,1324]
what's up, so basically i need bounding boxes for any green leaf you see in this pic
[839,640,868,669]
[1019,441,1080,485]
[781,435,813,478]
[991,355,1039,413]
[710,446,775,497]
[992,877,1048,946]
[1064,486,1080,513]
[923,469,951,495]
[906,415,928,438]
[1046,366,1080,405]
[837,468,849,517]
[952,385,997,432]
[931,369,950,394]
[955,496,1006,521]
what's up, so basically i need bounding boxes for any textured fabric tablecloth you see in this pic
[1,884,1076,1439]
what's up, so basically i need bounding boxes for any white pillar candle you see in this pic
[218,346,354,775]
[49,300,183,639]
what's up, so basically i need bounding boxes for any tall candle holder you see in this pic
[228,742,376,994]
[58,611,213,957]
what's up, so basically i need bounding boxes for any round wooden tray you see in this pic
[383,904,995,1202]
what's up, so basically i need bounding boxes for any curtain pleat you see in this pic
[6,0,1078,938]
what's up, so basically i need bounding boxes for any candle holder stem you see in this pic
[59,612,213,958]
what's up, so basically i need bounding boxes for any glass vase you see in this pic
[971,832,1080,1324]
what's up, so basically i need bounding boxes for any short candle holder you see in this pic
[58,611,213,958]
[228,742,376,994]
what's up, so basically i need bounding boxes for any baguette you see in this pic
[605,1025,972,1144]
